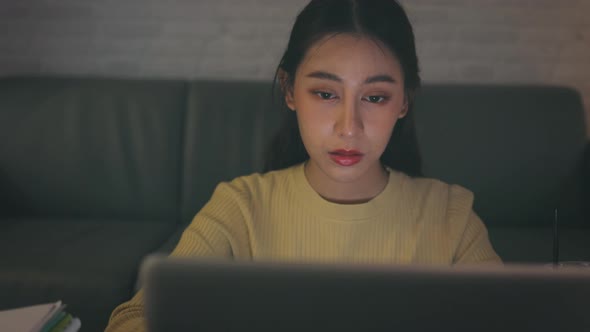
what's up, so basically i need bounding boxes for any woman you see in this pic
[106,0,500,330]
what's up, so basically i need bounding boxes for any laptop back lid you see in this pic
[141,256,590,332]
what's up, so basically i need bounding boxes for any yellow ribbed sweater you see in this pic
[105,163,501,332]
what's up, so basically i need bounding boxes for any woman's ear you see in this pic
[278,69,296,111]
[399,93,410,118]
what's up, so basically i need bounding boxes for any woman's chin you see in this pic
[323,160,374,183]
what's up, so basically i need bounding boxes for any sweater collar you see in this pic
[290,162,403,221]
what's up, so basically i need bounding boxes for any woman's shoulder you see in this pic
[392,169,475,208]
[390,170,477,233]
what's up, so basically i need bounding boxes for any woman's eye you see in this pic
[365,95,386,103]
[315,91,335,100]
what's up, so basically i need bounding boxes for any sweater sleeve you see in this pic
[104,181,253,332]
[447,184,502,264]
[171,180,253,258]
[453,210,502,264]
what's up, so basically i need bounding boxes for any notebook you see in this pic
[140,255,590,332]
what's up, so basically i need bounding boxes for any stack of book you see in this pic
[0,300,81,332]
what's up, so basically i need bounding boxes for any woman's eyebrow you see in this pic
[306,71,342,82]
[305,71,397,84]
[364,74,397,84]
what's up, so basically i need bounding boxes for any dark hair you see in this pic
[264,0,422,177]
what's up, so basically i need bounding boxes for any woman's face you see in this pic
[285,33,408,189]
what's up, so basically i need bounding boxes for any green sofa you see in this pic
[0,77,588,332]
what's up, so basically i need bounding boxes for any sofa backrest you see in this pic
[413,84,587,228]
[180,80,282,223]
[0,77,186,222]
[2,77,586,229]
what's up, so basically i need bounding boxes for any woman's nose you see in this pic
[334,99,363,138]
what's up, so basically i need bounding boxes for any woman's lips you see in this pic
[328,149,364,166]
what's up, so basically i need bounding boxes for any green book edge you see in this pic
[49,313,73,332]
[40,311,66,332]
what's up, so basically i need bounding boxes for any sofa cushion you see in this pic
[414,85,587,228]
[0,77,186,221]
[0,219,177,332]
[488,227,590,263]
[180,81,282,223]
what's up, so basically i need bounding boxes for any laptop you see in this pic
[140,255,590,332]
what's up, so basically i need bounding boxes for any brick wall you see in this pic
[0,0,588,132]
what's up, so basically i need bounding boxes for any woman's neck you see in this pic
[304,161,389,204]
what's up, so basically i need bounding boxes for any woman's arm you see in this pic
[443,184,502,264]
[453,210,502,264]
[105,180,253,332]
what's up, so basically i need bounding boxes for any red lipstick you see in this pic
[329,149,364,166]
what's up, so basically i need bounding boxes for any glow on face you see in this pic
[286,33,408,185]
